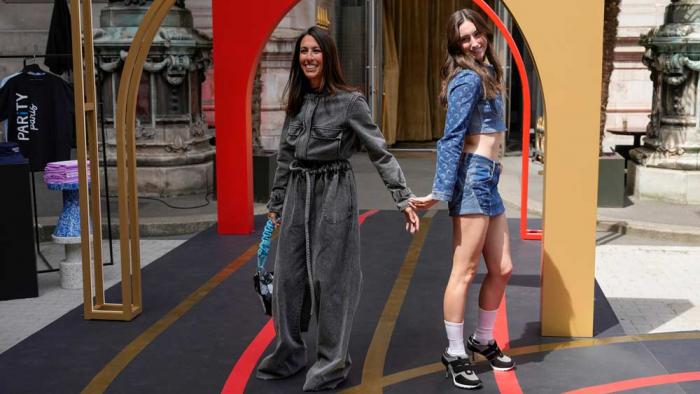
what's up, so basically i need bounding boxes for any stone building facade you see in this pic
[604,0,669,151]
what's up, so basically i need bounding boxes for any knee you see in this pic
[454,265,478,286]
[497,261,513,282]
[487,261,512,283]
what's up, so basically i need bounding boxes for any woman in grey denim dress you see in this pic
[256,26,419,391]
[411,10,515,390]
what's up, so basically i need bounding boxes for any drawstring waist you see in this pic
[289,159,351,174]
[289,159,351,317]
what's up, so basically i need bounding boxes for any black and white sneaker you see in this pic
[466,335,515,371]
[441,350,482,390]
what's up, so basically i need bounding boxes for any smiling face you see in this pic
[459,19,488,62]
[299,34,324,89]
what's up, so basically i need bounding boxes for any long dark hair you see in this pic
[284,26,354,116]
[439,9,503,107]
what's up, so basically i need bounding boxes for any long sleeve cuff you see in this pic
[391,188,415,211]
[431,190,452,202]
[266,189,285,213]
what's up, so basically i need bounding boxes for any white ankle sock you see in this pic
[473,307,498,344]
[444,320,466,356]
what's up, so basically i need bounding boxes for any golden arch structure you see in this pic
[71,0,603,336]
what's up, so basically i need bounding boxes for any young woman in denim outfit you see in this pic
[411,9,515,390]
[256,26,419,391]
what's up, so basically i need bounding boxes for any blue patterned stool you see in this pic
[48,182,82,241]
[47,182,90,289]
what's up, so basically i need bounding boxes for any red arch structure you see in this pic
[212,0,298,234]
[212,0,538,238]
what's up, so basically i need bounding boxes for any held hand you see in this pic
[267,211,281,228]
[409,194,439,211]
[402,206,420,235]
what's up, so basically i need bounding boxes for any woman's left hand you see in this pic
[409,194,439,211]
[267,211,282,228]
[402,206,420,234]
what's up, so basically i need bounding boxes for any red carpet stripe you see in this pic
[359,209,380,225]
[221,320,275,394]
[221,209,380,394]
[563,371,700,394]
[493,294,524,394]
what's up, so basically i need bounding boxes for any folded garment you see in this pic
[44,175,80,182]
[44,160,90,184]
[45,160,79,170]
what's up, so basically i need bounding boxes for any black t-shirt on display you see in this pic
[0,64,74,171]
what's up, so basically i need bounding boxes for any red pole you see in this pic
[473,0,542,240]
[211,0,298,234]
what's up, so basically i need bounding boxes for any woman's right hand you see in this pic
[267,211,281,228]
[409,194,439,211]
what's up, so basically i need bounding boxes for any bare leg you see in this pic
[467,213,515,371]
[443,215,489,323]
[479,213,513,311]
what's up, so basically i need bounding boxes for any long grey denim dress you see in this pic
[256,90,413,391]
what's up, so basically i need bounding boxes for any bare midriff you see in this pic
[462,131,506,161]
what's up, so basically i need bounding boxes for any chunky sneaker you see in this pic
[441,350,482,390]
[466,335,515,371]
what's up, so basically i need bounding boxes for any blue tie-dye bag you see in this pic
[253,219,275,315]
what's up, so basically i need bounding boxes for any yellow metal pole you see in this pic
[69,0,94,317]
[81,0,106,308]
[113,1,163,319]
[69,0,175,320]
[124,0,177,315]
[112,0,174,318]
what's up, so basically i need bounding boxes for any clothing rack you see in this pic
[0,52,115,273]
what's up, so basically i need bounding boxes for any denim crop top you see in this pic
[431,68,506,201]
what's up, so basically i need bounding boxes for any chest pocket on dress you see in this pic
[308,126,342,160]
[286,122,303,145]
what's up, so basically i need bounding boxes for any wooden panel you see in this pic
[503,0,604,337]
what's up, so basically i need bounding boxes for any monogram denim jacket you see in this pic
[431,69,506,201]
[267,90,413,213]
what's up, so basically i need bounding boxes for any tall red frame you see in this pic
[212,0,296,234]
[473,0,542,240]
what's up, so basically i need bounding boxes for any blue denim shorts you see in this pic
[448,153,505,217]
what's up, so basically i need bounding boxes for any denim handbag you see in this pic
[253,219,275,315]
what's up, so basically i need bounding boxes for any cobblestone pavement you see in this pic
[0,239,185,353]
[595,245,700,335]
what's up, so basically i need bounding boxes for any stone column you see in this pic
[95,0,214,197]
[629,0,700,204]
